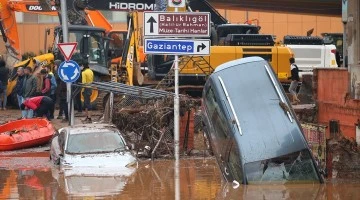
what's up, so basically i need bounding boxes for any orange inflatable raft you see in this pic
[0,118,55,151]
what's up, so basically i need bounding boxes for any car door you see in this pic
[223,140,244,184]
[203,85,233,180]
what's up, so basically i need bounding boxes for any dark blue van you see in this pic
[201,57,323,184]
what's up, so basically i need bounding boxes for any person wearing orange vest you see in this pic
[20,96,54,120]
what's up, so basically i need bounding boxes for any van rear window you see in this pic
[244,149,320,184]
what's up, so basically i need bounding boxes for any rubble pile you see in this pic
[112,95,199,158]
[328,135,360,179]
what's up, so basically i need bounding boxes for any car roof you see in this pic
[209,58,308,163]
[214,57,264,73]
[63,123,119,135]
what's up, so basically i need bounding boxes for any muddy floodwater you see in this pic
[1,151,360,199]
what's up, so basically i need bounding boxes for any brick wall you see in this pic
[314,68,360,139]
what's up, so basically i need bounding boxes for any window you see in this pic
[204,87,217,116]
[100,11,127,23]
[244,149,320,184]
[66,132,126,154]
[88,32,105,65]
[15,12,23,23]
[211,106,230,139]
[204,87,230,139]
[38,15,59,23]
[22,13,38,23]
[227,143,243,183]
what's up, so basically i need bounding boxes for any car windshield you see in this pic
[66,132,126,154]
[244,149,320,184]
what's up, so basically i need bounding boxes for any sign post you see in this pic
[143,10,210,162]
[171,4,181,200]
[143,6,210,200]
[57,41,78,126]
[59,0,73,126]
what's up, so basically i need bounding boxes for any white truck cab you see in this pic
[284,36,337,77]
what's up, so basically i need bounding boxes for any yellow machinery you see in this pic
[110,11,144,86]
[179,46,293,82]
[6,53,54,96]
[151,0,294,88]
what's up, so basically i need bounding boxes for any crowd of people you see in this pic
[0,59,94,123]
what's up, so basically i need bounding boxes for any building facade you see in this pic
[0,9,342,56]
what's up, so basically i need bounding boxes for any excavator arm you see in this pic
[0,0,56,64]
[0,0,22,60]
[119,11,143,86]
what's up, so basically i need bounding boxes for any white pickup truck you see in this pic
[284,36,338,77]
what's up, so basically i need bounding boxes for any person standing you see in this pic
[40,69,51,97]
[40,69,55,119]
[0,59,9,110]
[52,60,65,119]
[58,81,68,122]
[288,57,300,104]
[81,62,93,123]
[74,67,83,114]
[22,66,38,118]
[20,96,54,120]
[14,67,26,118]
[45,64,58,103]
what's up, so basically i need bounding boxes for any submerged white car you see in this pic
[50,123,137,169]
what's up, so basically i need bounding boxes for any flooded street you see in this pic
[1,151,360,199]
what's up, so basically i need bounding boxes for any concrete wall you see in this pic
[315,68,360,139]
[347,0,360,98]
[0,10,342,57]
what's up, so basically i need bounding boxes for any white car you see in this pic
[50,123,137,169]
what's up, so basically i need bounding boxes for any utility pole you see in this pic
[60,0,73,125]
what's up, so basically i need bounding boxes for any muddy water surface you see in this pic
[1,151,360,200]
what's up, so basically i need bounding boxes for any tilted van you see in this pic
[201,57,323,184]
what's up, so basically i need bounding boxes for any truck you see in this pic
[283,35,338,77]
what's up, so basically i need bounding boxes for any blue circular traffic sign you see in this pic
[58,60,81,83]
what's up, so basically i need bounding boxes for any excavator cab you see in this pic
[106,31,127,60]
[52,25,109,77]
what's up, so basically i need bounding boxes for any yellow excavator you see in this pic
[148,0,294,90]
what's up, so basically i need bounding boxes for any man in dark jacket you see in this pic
[22,66,38,118]
[14,67,26,118]
[58,81,68,122]
[288,57,300,104]
[0,59,9,110]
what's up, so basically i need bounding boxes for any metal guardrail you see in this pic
[72,81,174,99]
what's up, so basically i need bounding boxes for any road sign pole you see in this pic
[174,5,180,200]
[60,0,74,126]
[174,6,180,162]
